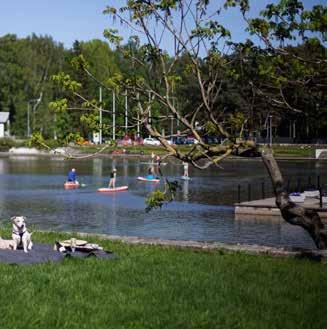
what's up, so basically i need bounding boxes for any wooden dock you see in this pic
[235,197,327,219]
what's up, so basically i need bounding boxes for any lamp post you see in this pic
[125,90,128,134]
[99,87,103,144]
[269,115,272,147]
[112,90,116,141]
[27,97,41,137]
[27,102,30,137]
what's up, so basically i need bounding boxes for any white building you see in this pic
[0,112,10,138]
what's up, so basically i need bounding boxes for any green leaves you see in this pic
[191,21,231,40]
[71,54,89,71]
[159,0,177,10]
[106,72,124,91]
[227,112,246,132]
[80,113,100,131]
[145,189,166,212]
[224,0,249,14]
[51,72,82,92]
[247,18,271,38]
[103,6,117,15]
[103,29,123,47]
[145,179,181,212]
[49,98,68,113]
[28,132,49,150]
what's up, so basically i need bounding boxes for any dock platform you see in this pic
[235,197,327,219]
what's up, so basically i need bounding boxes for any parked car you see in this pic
[171,136,186,145]
[203,136,220,144]
[186,136,199,145]
[134,137,144,145]
[117,134,132,146]
[143,137,161,146]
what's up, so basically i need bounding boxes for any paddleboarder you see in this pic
[67,168,77,183]
[155,155,161,176]
[108,168,117,188]
[183,161,189,178]
[147,166,154,179]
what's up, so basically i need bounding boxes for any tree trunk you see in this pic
[261,149,327,249]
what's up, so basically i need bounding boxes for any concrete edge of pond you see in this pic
[39,230,327,261]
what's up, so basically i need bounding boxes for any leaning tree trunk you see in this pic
[261,149,327,249]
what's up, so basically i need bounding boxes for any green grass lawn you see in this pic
[0,230,325,329]
[72,144,192,156]
[269,145,315,158]
[74,143,317,158]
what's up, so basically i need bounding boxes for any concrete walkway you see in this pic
[235,197,327,219]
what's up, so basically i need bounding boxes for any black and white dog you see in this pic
[11,216,33,253]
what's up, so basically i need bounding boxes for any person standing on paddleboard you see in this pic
[155,155,161,176]
[183,161,189,178]
[67,168,78,183]
[108,168,117,188]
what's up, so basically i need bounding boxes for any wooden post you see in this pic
[237,185,241,204]
[262,181,265,199]
[248,183,251,201]
[297,178,301,192]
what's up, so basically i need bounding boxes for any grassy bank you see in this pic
[1,137,319,158]
[269,144,315,158]
[0,229,325,329]
[74,143,317,158]
[72,144,192,156]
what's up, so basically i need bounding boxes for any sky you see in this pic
[0,0,325,49]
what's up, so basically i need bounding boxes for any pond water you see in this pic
[0,155,326,248]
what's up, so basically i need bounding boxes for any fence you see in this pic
[236,175,326,207]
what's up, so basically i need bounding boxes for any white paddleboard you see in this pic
[180,176,191,180]
[140,162,167,166]
[97,186,128,192]
[137,176,160,183]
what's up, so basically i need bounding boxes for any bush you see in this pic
[0,138,19,152]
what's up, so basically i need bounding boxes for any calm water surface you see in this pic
[0,155,326,248]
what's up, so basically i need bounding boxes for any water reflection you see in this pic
[182,180,189,202]
[0,155,325,248]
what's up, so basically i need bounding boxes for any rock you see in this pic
[9,147,44,155]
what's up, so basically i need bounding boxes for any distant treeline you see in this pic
[0,33,325,142]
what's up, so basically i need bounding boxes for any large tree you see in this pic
[51,0,327,248]
[106,0,327,249]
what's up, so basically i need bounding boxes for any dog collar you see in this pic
[13,231,26,237]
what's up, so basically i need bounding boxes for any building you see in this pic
[0,112,10,138]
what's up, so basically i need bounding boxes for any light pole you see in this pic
[27,102,30,137]
[27,97,41,137]
[112,90,116,141]
[269,115,272,147]
[125,90,128,135]
[136,92,140,138]
[99,87,103,144]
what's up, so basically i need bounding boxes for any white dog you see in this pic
[11,216,33,253]
[0,237,16,250]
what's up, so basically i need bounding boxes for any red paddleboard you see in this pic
[97,186,128,192]
[64,181,80,189]
[137,176,160,183]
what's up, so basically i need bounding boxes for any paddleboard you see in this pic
[137,176,160,183]
[97,186,128,192]
[180,176,191,180]
[140,162,167,166]
[64,181,80,189]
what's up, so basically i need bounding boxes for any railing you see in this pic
[237,175,326,208]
